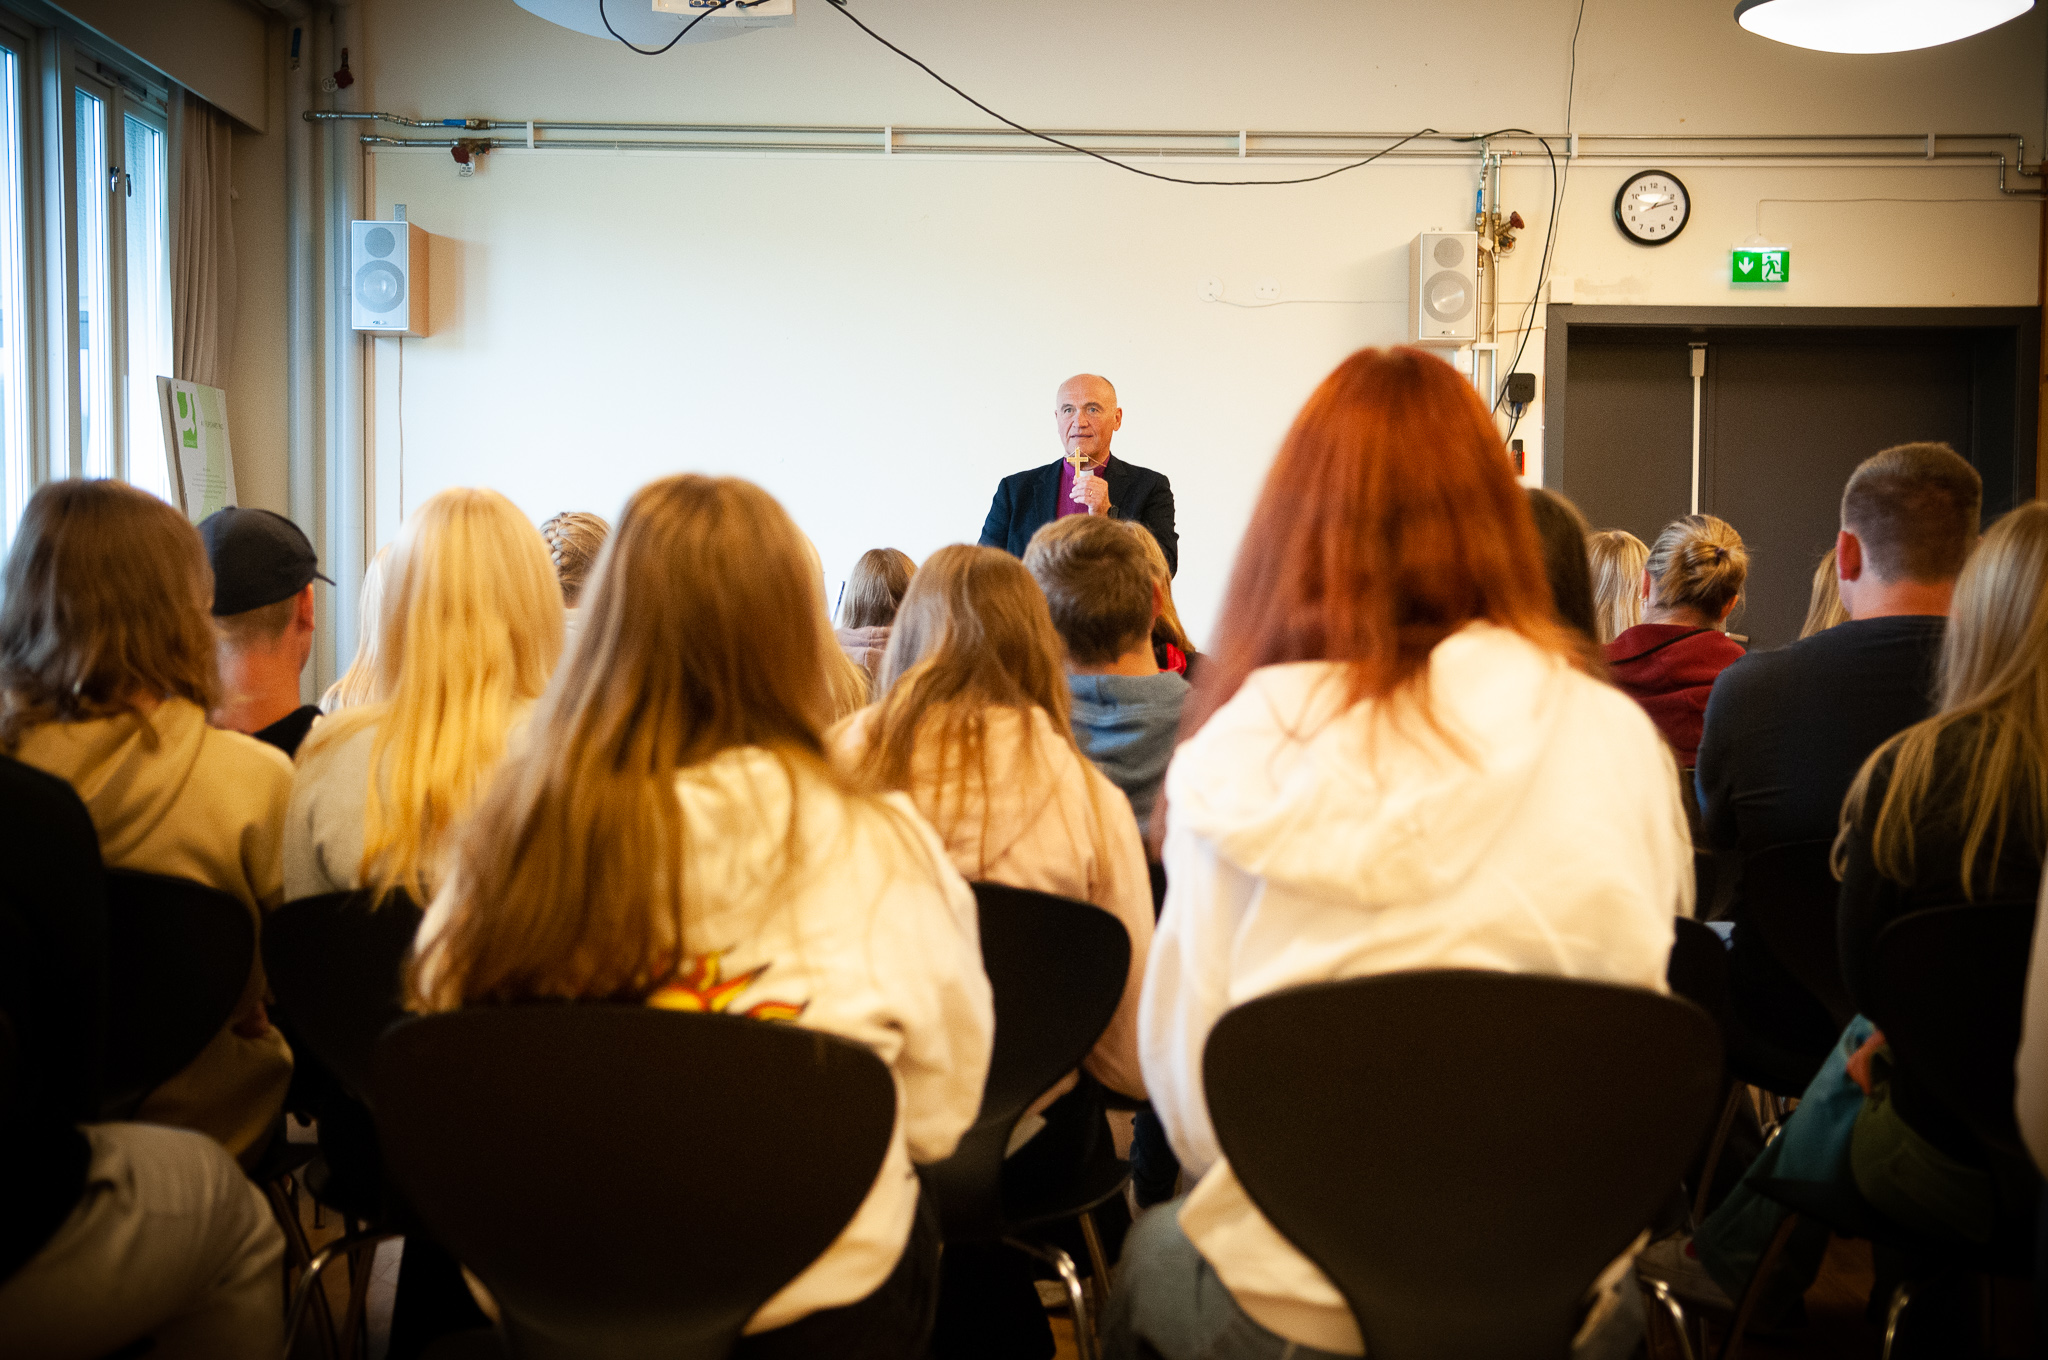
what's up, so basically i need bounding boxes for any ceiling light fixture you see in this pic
[1733,0,2033,53]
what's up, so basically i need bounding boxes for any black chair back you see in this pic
[919,882,1130,1241]
[372,1006,895,1360]
[1667,916,1730,1027]
[264,889,423,1101]
[1740,839,1854,1026]
[1205,970,1723,1360]
[100,870,254,1116]
[1872,901,2039,1166]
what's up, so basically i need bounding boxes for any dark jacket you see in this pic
[979,457,1178,576]
[1604,624,1747,765]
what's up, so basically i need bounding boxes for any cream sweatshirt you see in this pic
[415,747,993,1333]
[834,703,1152,1101]
[14,697,295,1161]
[1144,625,1692,1353]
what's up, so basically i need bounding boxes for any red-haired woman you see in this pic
[1105,349,1692,1360]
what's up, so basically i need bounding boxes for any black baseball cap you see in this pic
[198,508,334,617]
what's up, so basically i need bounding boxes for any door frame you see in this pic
[1542,305,2042,514]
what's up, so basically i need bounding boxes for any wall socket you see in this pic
[1197,278,1223,302]
[1255,281,1279,301]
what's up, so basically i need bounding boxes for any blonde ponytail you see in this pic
[1646,515,1748,622]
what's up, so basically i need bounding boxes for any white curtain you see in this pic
[170,91,236,390]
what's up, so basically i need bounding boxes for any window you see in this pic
[0,45,27,541]
[74,85,112,479]
[122,112,170,502]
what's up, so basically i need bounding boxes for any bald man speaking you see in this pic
[979,374,1179,576]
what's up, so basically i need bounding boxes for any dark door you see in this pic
[1559,325,1995,652]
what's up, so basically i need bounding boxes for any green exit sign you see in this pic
[1732,247,1791,284]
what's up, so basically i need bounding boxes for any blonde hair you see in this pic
[539,511,611,607]
[301,489,563,902]
[413,476,923,1008]
[1586,530,1648,645]
[800,535,869,722]
[1127,523,1190,655]
[860,545,1096,873]
[1799,547,1849,639]
[1840,501,2048,897]
[1645,515,1748,623]
[839,548,915,629]
[320,543,391,713]
[0,480,220,749]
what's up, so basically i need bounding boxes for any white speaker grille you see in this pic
[355,261,406,314]
[1431,236,1465,268]
[1423,271,1474,323]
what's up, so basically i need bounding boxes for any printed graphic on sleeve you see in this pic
[650,949,808,1023]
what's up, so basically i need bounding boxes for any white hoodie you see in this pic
[1143,625,1692,1354]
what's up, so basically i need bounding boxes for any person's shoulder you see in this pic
[199,725,295,805]
[999,459,1062,488]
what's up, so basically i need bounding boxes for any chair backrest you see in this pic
[1205,970,1723,1360]
[264,889,423,1101]
[1667,915,1731,1029]
[100,870,254,1115]
[1871,901,2039,1166]
[919,881,1130,1241]
[372,1006,895,1360]
[1739,839,1854,1026]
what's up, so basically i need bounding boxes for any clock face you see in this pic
[1614,171,1690,246]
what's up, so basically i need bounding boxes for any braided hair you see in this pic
[539,512,611,607]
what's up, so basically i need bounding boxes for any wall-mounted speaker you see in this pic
[350,220,430,337]
[1410,231,1477,345]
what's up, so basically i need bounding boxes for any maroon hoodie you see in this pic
[1603,624,1747,766]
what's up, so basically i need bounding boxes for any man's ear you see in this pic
[294,583,317,633]
[1837,530,1864,582]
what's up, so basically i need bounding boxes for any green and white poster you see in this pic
[156,377,237,522]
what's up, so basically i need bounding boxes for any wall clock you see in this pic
[1614,170,1691,246]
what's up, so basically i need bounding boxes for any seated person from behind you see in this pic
[1024,515,1189,833]
[0,754,285,1360]
[1605,514,1749,766]
[1526,488,1601,645]
[1649,498,2048,1317]
[1128,521,1199,678]
[414,475,992,1359]
[286,489,562,905]
[200,508,332,759]
[539,510,610,639]
[1587,528,1649,646]
[981,373,1178,576]
[1107,347,1691,1360]
[1695,443,1979,1072]
[835,546,916,679]
[0,481,294,1164]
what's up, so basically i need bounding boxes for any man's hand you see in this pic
[1071,471,1111,516]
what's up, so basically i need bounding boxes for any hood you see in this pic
[14,698,211,864]
[1605,625,1746,696]
[1068,672,1188,778]
[1166,625,1581,904]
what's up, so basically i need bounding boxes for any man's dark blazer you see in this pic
[978,457,1178,576]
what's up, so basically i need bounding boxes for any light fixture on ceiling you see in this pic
[1733,0,2033,53]
[513,0,790,49]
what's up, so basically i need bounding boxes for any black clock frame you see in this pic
[1613,170,1691,247]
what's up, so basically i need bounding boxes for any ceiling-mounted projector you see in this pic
[514,0,793,47]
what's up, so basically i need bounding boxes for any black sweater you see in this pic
[0,756,109,1284]
[1836,717,2045,1161]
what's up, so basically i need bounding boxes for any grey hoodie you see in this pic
[1067,671,1190,829]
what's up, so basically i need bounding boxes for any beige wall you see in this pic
[225,16,288,516]
[57,0,267,130]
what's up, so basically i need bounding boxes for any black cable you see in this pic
[1564,0,1588,135]
[598,0,738,56]
[820,0,1455,186]
[1504,400,1525,446]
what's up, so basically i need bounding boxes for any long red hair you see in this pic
[1183,346,1584,739]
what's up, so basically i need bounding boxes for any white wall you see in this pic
[352,0,2046,643]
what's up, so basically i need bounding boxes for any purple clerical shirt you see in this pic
[1057,454,1111,518]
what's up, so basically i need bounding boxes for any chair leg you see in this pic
[1078,1210,1113,1313]
[264,1176,338,1360]
[1693,1083,1745,1226]
[1646,1277,1697,1360]
[1880,1280,1913,1360]
[1005,1237,1095,1360]
[285,1230,402,1360]
[1716,1211,1801,1360]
